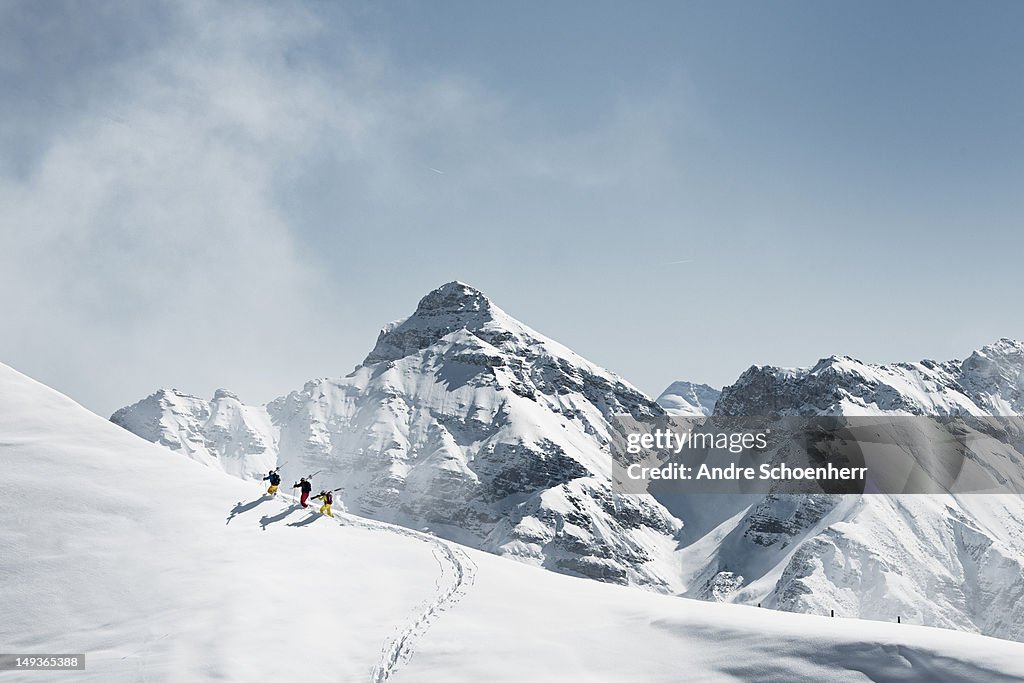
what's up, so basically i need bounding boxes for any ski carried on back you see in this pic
[291,471,322,508]
[311,487,337,518]
[261,466,283,497]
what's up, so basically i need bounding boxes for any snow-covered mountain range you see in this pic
[714,338,1024,418]
[113,282,685,590]
[112,282,1024,642]
[671,339,1024,641]
[9,360,1023,681]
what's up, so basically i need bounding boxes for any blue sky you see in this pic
[2,1,1023,415]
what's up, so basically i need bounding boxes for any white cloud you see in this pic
[0,1,698,414]
[1,2,350,412]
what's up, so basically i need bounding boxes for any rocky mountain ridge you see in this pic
[671,338,1024,641]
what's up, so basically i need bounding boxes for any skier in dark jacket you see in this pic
[293,477,313,507]
[263,469,282,497]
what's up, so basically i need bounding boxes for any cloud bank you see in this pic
[1,1,697,414]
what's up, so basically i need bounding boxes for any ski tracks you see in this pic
[265,491,477,681]
[343,515,477,682]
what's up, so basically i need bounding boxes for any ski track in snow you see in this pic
[358,520,477,683]
[269,491,477,682]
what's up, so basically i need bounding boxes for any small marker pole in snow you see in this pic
[898,616,901,624]
[830,609,834,618]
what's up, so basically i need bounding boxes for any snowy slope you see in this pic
[409,548,1024,683]
[5,361,1024,682]
[656,380,721,416]
[0,364,441,681]
[671,340,1024,642]
[113,282,686,591]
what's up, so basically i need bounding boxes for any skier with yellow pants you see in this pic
[262,468,281,497]
[313,489,334,518]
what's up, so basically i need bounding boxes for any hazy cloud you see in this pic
[0,1,697,414]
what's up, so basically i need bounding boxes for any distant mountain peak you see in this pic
[959,338,1024,412]
[656,381,721,417]
[962,338,1024,375]
[809,354,860,369]
[969,337,1024,361]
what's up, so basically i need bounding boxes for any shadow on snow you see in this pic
[225,496,272,525]
[259,504,303,530]
[287,511,322,528]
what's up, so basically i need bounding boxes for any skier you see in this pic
[263,468,281,497]
[312,489,334,518]
[293,477,313,508]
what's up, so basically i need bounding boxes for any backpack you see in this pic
[325,492,333,505]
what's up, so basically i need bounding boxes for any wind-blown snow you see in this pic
[5,361,1024,681]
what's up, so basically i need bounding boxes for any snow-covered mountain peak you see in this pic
[656,380,721,416]
[959,337,1024,414]
[114,282,681,590]
[979,336,1024,354]
[960,337,1024,380]
[365,281,501,364]
[363,282,647,398]
[416,280,494,316]
[807,355,862,374]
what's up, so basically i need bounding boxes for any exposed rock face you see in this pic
[716,339,1024,418]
